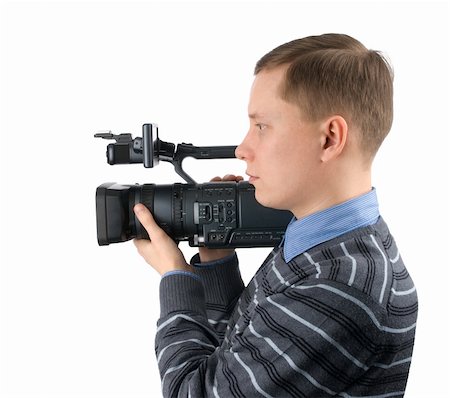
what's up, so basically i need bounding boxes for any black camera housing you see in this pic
[95,124,293,248]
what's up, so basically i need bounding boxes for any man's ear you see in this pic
[320,115,348,163]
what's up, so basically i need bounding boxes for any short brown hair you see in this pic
[255,33,394,159]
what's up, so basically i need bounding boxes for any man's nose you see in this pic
[235,144,244,160]
[235,133,251,161]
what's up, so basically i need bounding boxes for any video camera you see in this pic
[95,123,292,248]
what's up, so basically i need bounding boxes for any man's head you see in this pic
[254,33,394,160]
[235,34,394,218]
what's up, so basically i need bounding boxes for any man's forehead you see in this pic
[251,68,285,92]
[247,86,287,121]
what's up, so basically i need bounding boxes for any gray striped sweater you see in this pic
[156,217,417,397]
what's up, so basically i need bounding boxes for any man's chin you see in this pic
[254,189,289,212]
[254,189,270,208]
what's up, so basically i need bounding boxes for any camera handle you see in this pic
[94,128,237,184]
[172,143,237,184]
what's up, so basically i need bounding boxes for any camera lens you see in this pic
[134,184,186,240]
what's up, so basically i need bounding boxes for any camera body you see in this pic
[95,124,292,248]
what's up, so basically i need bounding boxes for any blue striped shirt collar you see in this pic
[282,189,380,262]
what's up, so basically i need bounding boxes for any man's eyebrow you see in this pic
[248,112,264,119]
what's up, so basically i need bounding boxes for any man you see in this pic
[133,33,418,397]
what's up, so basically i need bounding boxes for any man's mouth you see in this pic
[246,172,259,183]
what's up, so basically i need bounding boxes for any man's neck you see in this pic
[291,172,372,220]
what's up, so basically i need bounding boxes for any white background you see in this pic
[1,1,449,397]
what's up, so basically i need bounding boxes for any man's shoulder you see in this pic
[260,217,417,338]
[267,217,416,312]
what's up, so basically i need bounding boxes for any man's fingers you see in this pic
[134,204,162,237]
[223,174,244,181]
[209,174,244,182]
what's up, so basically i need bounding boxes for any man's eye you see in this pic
[255,123,266,131]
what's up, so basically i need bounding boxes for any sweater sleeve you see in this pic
[155,276,398,398]
[187,252,245,342]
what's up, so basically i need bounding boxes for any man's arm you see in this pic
[190,251,244,342]
[134,174,246,341]
[134,202,245,343]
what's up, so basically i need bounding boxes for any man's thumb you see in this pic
[134,204,158,233]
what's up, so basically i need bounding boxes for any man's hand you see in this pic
[133,204,191,276]
[198,174,243,263]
